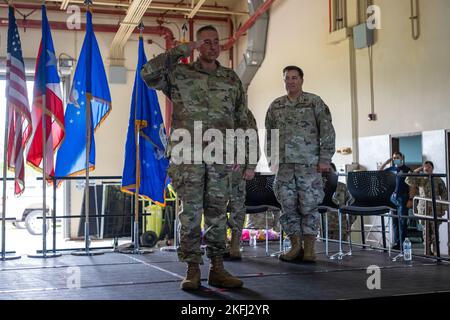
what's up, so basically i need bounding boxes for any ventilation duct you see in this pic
[236,0,269,91]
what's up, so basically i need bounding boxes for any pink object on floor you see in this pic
[241,229,279,241]
[241,229,250,241]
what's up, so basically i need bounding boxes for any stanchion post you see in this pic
[72,0,104,257]
[28,91,60,259]
[1,115,21,261]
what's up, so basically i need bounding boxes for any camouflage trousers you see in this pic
[322,211,357,241]
[246,210,281,232]
[168,163,232,264]
[274,164,325,237]
[227,168,246,234]
[424,220,442,256]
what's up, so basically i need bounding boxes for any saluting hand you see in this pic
[414,166,423,173]
[188,39,205,52]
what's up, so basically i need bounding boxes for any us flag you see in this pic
[6,6,32,195]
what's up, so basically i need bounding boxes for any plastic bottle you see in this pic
[403,238,412,261]
[283,237,291,252]
[249,230,257,247]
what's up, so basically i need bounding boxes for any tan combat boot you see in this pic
[208,256,243,288]
[279,235,302,262]
[303,235,317,262]
[180,262,201,290]
[229,230,242,260]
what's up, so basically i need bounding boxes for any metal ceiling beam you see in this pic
[187,0,207,19]
[110,0,154,60]
[60,0,70,10]
[44,0,248,16]
[1,3,229,22]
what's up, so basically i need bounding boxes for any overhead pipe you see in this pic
[0,3,229,22]
[110,0,154,62]
[0,18,175,48]
[410,0,420,40]
[221,0,275,52]
[187,0,207,19]
[329,0,332,33]
[189,18,194,62]
[40,0,247,16]
[227,16,234,68]
[234,0,270,90]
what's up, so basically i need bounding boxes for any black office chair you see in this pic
[330,170,400,260]
[245,173,282,255]
[318,171,339,257]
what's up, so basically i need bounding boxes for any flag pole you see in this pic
[129,22,153,255]
[1,14,21,260]
[28,2,60,259]
[72,0,103,256]
[133,26,141,253]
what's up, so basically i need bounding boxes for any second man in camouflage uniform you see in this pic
[265,66,336,262]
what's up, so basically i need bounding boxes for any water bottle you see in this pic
[403,238,412,261]
[251,234,257,247]
[283,237,291,252]
[249,230,257,247]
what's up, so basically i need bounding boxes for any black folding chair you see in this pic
[245,173,282,255]
[318,171,339,257]
[330,170,400,260]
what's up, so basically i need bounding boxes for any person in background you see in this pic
[379,152,411,250]
[225,109,259,260]
[324,163,355,241]
[405,161,448,256]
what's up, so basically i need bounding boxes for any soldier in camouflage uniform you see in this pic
[141,25,256,290]
[405,161,448,256]
[226,109,259,260]
[265,66,336,262]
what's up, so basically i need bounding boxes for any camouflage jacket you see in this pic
[140,44,255,169]
[265,93,335,165]
[405,176,448,217]
[243,109,259,168]
[332,181,354,207]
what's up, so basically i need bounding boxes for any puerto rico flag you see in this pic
[24,5,64,179]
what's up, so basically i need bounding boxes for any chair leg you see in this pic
[279,226,283,253]
[388,215,391,257]
[381,216,386,249]
[360,215,366,246]
[330,209,344,260]
[392,210,404,262]
[325,212,329,257]
[347,214,352,256]
[398,211,404,253]
[265,212,269,256]
[270,218,284,257]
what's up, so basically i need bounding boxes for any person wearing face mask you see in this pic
[379,152,411,250]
